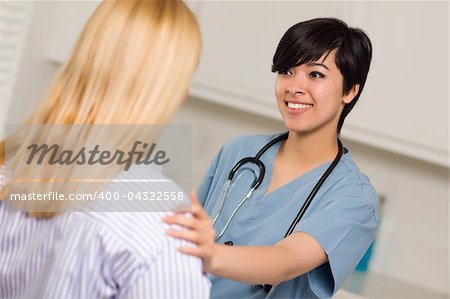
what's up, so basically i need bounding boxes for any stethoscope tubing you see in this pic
[212,185,255,240]
[207,132,344,293]
[207,132,343,242]
[284,138,343,237]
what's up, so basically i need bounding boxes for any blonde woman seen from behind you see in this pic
[0,1,209,298]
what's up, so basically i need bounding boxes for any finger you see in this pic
[169,209,192,215]
[166,228,201,244]
[190,191,200,205]
[170,193,201,215]
[171,204,192,214]
[161,214,197,229]
[170,204,204,216]
[169,192,201,214]
[190,192,210,219]
[178,246,207,259]
[191,202,207,218]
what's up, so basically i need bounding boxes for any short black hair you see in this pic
[272,17,372,134]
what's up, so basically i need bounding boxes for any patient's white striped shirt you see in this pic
[0,169,210,299]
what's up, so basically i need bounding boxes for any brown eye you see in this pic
[309,71,324,78]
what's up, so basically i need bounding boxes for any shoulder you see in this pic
[206,133,284,174]
[78,211,169,256]
[221,133,285,156]
[324,150,379,220]
[67,211,197,292]
[74,212,177,280]
[73,165,187,263]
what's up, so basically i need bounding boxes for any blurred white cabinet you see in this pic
[188,1,448,167]
[45,1,448,167]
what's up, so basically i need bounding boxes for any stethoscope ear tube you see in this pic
[211,134,288,242]
[228,157,266,189]
[263,138,344,293]
[283,138,343,237]
[213,185,256,240]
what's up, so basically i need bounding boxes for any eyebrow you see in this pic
[306,62,330,70]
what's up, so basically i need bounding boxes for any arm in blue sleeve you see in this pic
[197,146,224,207]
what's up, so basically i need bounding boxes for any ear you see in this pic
[343,84,360,104]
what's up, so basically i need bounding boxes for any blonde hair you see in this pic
[0,0,201,218]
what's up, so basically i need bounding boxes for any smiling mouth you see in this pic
[286,101,314,109]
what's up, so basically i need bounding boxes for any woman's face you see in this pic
[275,50,357,136]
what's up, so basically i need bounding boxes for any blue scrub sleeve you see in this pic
[295,187,378,298]
[197,147,224,207]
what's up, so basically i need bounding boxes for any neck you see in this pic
[281,130,339,168]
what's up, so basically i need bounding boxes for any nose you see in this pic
[286,73,307,95]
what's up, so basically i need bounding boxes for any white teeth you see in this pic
[287,102,313,109]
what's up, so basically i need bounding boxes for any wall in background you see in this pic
[6,2,60,125]
[0,2,34,136]
[38,1,449,167]
[186,1,448,168]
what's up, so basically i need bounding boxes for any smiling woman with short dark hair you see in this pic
[163,17,378,299]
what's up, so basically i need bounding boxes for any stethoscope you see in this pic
[206,132,344,242]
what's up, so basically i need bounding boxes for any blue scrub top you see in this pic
[197,134,379,299]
